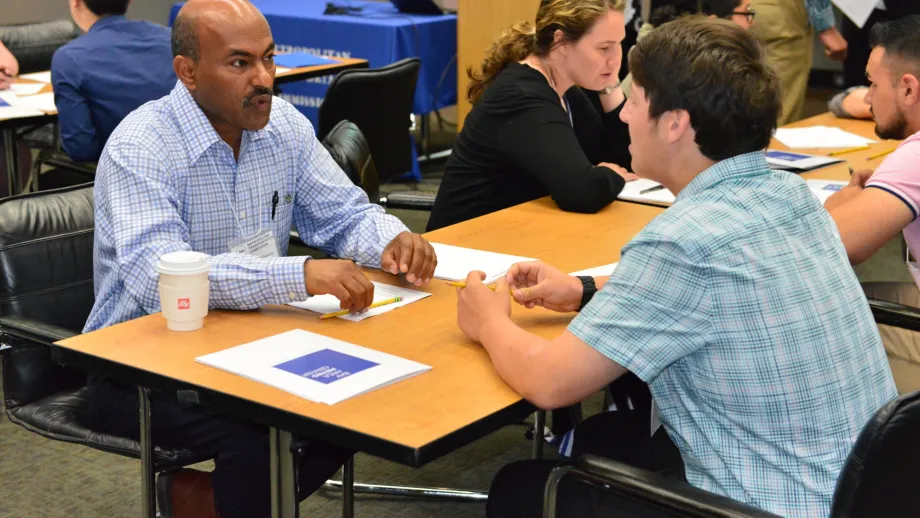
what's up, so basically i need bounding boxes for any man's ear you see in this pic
[174,55,197,92]
[901,72,920,108]
[659,109,692,145]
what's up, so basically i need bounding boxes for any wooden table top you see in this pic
[274,57,369,85]
[772,112,898,182]
[55,198,666,466]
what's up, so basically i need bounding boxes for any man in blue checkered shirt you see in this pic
[458,17,897,518]
[83,1,437,516]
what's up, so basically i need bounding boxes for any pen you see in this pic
[866,148,896,161]
[848,166,854,176]
[639,184,666,195]
[446,281,514,292]
[319,296,403,320]
[271,191,278,220]
[828,145,870,156]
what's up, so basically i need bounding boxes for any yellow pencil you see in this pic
[827,145,870,156]
[319,296,403,320]
[867,147,897,161]
[446,281,514,292]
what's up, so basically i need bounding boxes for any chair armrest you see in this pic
[380,190,436,211]
[0,315,79,347]
[35,149,97,176]
[545,455,780,518]
[867,298,920,332]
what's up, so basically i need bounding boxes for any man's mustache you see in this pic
[242,87,274,107]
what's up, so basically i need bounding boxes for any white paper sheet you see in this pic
[765,150,843,171]
[196,329,431,405]
[431,243,535,284]
[0,92,44,120]
[570,263,619,277]
[9,82,45,96]
[805,179,848,204]
[832,0,882,29]
[275,66,291,74]
[18,71,52,83]
[773,126,876,149]
[618,178,676,206]
[12,92,56,113]
[288,282,431,321]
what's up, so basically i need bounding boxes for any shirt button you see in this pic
[239,211,246,219]
[289,292,297,300]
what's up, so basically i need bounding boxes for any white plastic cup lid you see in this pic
[155,251,211,275]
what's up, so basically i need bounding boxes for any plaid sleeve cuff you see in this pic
[269,255,310,302]
[808,2,836,32]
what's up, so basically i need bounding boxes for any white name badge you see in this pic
[229,230,280,258]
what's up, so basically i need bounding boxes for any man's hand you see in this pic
[304,259,374,313]
[457,271,511,343]
[825,168,874,211]
[599,162,639,183]
[0,41,18,90]
[505,261,583,312]
[381,231,437,286]
[819,27,848,61]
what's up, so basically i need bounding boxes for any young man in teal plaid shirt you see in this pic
[457,17,897,518]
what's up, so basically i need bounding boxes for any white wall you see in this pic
[2,0,178,26]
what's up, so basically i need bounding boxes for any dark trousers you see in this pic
[86,376,353,518]
[487,408,685,518]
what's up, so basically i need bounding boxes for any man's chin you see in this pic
[242,115,272,132]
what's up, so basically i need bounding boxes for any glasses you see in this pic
[730,8,756,24]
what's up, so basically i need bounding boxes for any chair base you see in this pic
[322,479,488,502]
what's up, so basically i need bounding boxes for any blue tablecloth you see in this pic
[169,0,457,126]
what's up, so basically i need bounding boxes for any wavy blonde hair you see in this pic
[467,0,626,105]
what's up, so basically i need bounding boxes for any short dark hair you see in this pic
[629,16,780,161]
[171,12,200,61]
[84,0,130,16]
[648,0,739,27]
[870,15,920,76]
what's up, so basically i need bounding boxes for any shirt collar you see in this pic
[676,151,771,201]
[169,81,274,164]
[88,15,126,33]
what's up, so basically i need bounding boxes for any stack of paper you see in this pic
[805,179,847,204]
[18,71,51,83]
[765,150,843,172]
[11,92,56,113]
[0,92,44,120]
[288,282,431,321]
[773,126,875,149]
[196,329,431,405]
[431,243,535,283]
[9,82,45,96]
[618,179,676,206]
[570,263,619,277]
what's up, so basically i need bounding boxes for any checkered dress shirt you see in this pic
[570,152,897,517]
[84,82,406,332]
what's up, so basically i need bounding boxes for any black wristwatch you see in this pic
[576,276,597,311]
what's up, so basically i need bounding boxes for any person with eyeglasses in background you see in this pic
[620,0,755,98]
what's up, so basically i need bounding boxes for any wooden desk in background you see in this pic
[52,198,666,518]
[274,57,369,86]
[773,112,899,183]
[2,77,55,197]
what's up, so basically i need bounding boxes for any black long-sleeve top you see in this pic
[426,62,632,231]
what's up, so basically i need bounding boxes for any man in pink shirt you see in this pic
[826,15,920,393]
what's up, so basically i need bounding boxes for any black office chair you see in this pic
[543,301,920,518]
[0,20,81,74]
[317,57,421,184]
[0,184,210,512]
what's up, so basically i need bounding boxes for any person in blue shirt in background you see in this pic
[52,0,175,162]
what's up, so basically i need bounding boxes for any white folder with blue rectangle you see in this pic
[196,329,431,405]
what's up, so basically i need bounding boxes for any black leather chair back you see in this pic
[317,58,420,183]
[831,390,920,517]
[321,120,380,204]
[1,184,94,407]
[0,21,81,74]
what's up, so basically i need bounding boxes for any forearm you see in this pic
[598,87,625,114]
[479,316,557,408]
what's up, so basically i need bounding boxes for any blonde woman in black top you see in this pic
[427,0,636,231]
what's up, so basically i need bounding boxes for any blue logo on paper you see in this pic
[766,151,809,162]
[823,184,844,191]
[274,349,378,384]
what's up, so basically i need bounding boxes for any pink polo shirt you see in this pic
[865,130,920,291]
